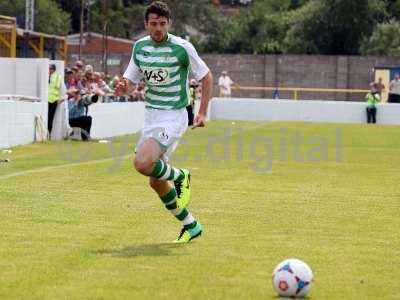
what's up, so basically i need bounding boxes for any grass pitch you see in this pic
[0,121,399,299]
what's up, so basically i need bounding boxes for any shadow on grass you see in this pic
[93,243,185,258]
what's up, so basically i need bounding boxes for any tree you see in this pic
[89,0,130,38]
[57,0,82,33]
[0,0,70,35]
[283,0,387,55]
[360,21,400,56]
[212,0,295,54]
[385,0,400,20]
[0,0,25,27]
[35,0,70,35]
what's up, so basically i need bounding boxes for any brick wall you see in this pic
[68,53,400,101]
[68,35,132,55]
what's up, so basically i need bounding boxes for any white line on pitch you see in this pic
[0,155,130,181]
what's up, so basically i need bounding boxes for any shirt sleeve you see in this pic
[183,41,210,81]
[123,43,143,84]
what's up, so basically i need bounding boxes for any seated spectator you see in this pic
[75,60,84,70]
[64,68,77,90]
[78,69,94,94]
[77,77,88,94]
[84,64,93,74]
[67,88,99,141]
[74,60,85,78]
[71,66,81,81]
[92,72,112,95]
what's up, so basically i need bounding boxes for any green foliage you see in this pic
[165,0,226,50]
[208,0,294,54]
[385,0,400,20]
[3,0,400,54]
[57,0,83,33]
[0,0,25,25]
[360,20,400,56]
[283,0,386,55]
[35,0,70,35]
[0,0,70,35]
[90,0,128,38]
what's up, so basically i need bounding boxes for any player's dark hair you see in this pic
[145,1,170,21]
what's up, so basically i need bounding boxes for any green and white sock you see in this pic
[151,159,185,182]
[160,187,196,226]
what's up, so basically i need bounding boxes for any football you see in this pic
[272,258,313,298]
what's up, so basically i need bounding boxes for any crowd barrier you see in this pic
[210,98,400,124]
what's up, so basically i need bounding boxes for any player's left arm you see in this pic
[183,40,213,129]
[193,71,213,129]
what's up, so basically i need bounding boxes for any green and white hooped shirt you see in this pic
[123,33,210,110]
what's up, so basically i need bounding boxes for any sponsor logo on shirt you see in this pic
[143,68,170,85]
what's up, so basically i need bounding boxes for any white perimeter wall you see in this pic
[89,102,145,139]
[1,58,145,149]
[210,98,400,124]
[0,100,145,148]
[0,58,49,148]
[2,58,400,150]
[0,58,49,99]
[0,100,43,148]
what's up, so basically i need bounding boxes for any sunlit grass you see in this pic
[0,121,399,299]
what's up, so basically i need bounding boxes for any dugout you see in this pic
[374,66,400,102]
[0,15,67,61]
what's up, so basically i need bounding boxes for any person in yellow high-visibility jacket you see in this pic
[48,64,62,138]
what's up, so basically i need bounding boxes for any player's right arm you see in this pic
[117,43,143,96]
[115,78,136,96]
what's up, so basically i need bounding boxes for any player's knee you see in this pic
[133,156,154,175]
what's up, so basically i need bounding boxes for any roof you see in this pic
[66,32,133,45]
[16,28,65,40]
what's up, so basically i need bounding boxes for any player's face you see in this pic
[145,13,170,43]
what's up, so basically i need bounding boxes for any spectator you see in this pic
[365,84,380,124]
[92,72,111,95]
[64,68,77,90]
[78,67,94,94]
[71,66,81,82]
[48,64,62,138]
[74,60,85,79]
[372,77,385,98]
[75,60,84,70]
[77,77,88,94]
[218,70,234,97]
[67,88,97,141]
[388,74,400,103]
[84,64,94,74]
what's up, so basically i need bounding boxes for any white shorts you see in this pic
[136,108,188,161]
